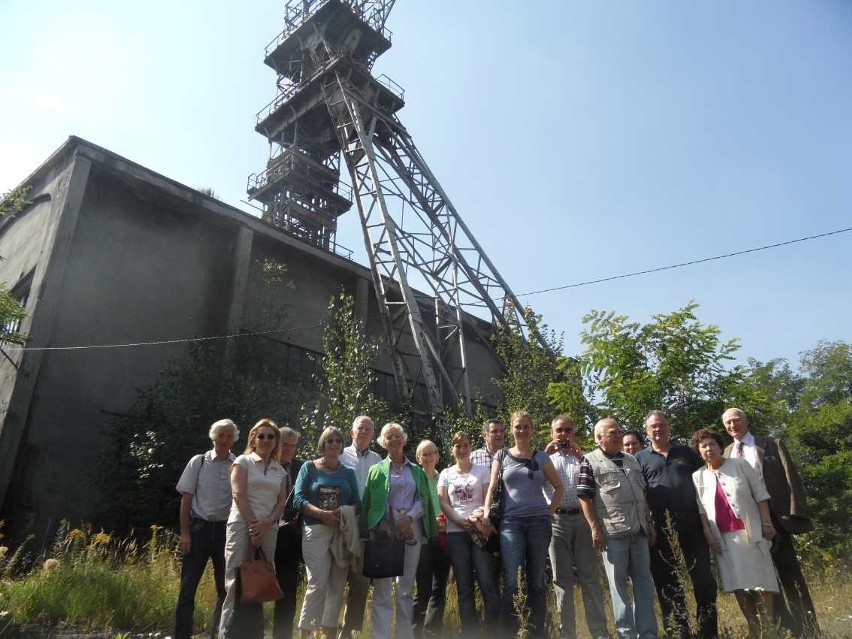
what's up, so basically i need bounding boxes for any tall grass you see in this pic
[0,523,850,638]
[0,522,212,634]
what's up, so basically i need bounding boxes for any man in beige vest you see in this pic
[579,418,658,639]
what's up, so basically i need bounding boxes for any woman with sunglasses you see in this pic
[292,426,360,638]
[482,411,563,638]
[219,418,288,639]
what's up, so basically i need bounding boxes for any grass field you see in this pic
[1,524,850,638]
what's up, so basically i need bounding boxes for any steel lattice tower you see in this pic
[248,0,535,417]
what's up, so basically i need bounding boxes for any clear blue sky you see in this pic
[2,0,850,368]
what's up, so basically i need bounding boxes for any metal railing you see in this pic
[265,0,392,59]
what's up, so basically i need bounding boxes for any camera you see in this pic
[556,439,572,449]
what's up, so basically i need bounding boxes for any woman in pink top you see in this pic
[691,428,779,638]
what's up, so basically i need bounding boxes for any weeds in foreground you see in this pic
[0,522,214,633]
[1,523,851,638]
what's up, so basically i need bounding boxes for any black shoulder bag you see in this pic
[487,449,506,530]
[362,497,406,579]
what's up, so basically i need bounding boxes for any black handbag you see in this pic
[487,448,506,530]
[362,535,406,579]
[362,499,406,579]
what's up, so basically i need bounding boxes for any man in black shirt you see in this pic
[635,411,717,639]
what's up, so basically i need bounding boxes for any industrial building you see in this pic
[0,136,502,543]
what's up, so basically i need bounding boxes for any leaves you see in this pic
[493,306,563,441]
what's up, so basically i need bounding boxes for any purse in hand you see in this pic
[362,501,406,579]
[239,547,284,604]
[362,535,406,579]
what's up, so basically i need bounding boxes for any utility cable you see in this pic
[2,319,335,353]
[5,226,849,353]
[514,226,852,298]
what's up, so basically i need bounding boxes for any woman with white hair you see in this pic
[174,418,238,639]
[360,423,437,639]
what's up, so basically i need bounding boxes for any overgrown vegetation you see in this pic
[0,523,199,633]
[1,522,850,637]
[299,290,394,444]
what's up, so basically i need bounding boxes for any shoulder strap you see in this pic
[193,453,205,495]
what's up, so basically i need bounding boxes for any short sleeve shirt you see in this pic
[227,452,288,523]
[502,450,551,518]
[438,464,490,532]
[635,444,703,516]
[175,450,235,522]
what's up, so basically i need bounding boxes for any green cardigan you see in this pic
[359,457,438,542]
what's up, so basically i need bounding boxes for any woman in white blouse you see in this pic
[438,431,500,635]
[219,418,288,639]
[691,428,778,639]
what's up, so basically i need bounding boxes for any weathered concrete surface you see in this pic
[0,137,502,545]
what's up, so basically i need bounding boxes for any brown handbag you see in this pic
[239,547,284,604]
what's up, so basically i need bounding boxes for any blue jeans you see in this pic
[173,520,227,639]
[602,530,658,639]
[499,514,552,637]
[447,532,500,634]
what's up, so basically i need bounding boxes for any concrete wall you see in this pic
[0,138,502,543]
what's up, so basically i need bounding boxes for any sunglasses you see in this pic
[256,434,276,441]
[325,438,344,444]
[522,458,540,480]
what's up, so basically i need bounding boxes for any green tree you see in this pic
[752,341,852,559]
[0,187,30,345]
[786,399,852,559]
[493,306,563,440]
[300,290,393,446]
[555,302,758,438]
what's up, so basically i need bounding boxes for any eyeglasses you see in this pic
[325,438,344,444]
[256,434,276,441]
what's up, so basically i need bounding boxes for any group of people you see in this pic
[172,408,818,639]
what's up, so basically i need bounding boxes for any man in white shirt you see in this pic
[334,415,381,639]
[544,415,611,639]
[173,418,238,639]
[470,418,505,468]
[722,407,818,638]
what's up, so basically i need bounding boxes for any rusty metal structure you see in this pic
[248,0,533,416]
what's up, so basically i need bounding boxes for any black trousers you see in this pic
[413,536,450,634]
[174,520,227,639]
[771,523,819,637]
[649,510,718,639]
[273,524,303,639]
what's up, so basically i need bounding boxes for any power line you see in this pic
[5,226,849,353]
[2,320,331,353]
[515,226,852,298]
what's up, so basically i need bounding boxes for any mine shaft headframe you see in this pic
[282,0,397,36]
[253,0,547,418]
[322,75,543,418]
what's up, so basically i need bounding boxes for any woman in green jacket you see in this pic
[359,423,437,639]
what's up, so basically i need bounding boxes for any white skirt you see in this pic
[717,529,779,592]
